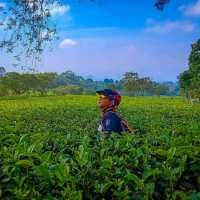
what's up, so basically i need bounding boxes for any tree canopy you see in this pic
[154,0,170,10]
[0,0,58,69]
[179,39,200,101]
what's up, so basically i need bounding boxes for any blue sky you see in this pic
[0,0,200,81]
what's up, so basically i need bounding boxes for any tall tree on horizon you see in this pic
[179,39,200,101]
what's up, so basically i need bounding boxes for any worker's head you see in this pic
[96,89,121,111]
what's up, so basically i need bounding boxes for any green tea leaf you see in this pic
[16,160,32,168]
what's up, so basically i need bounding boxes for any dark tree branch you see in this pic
[155,0,170,10]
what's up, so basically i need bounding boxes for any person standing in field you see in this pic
[96,89,133,133]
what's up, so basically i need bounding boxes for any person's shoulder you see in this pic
[104,111,121,121]
[102,111,122,132]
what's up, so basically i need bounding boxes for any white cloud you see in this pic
[145,21,195,34]
[49,3,70,16]
[59,39,77,48]
[179,0,200,17]
[0,2,6,8]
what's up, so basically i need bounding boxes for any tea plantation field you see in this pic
[0,95,200,200]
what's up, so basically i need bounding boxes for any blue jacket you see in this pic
[98,108,123,133]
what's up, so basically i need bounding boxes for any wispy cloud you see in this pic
[179,0,200,17]
[59,38,77,48]
[49,2,70,16]
[145,20,195,34]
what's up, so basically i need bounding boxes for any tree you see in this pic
[154,84,169,97]
[179,39,200,101]
[104,79,114,84]
[121,72,155,96]
[121,72,139,96]
[55,70,84,86]
[0,72,57,96]
[104,78,116,89]
[1,72,25,95]
[161,81,179,96]
[0,66,6,77]
[35,72,58,93]
[137,77,154,96]
[52,85,84,95]
[179,71,192,98]
[0,0,171,69]
[0,0,58,69]
[155,0,170,10]
[0,67,8,96]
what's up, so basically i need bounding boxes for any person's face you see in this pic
[98,94,112,110]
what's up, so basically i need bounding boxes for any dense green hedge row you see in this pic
[0,96,200,200]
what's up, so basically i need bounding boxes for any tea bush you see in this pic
[0,96,200,200]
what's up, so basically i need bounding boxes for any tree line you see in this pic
[0,67,178,97]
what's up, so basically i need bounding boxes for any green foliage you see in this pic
[0,95,199,199]
[121,72,169,96]
[0,72,57,96]
[0,0,58,69]
[179,39,200,101]
[154,84,169,96]
[0,70,179,97]
[52,85,84,95]
[0,66,6,77]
